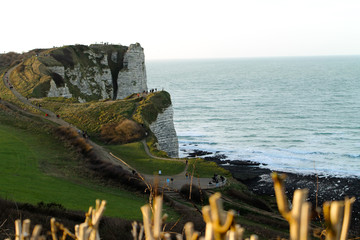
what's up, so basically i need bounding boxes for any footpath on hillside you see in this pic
[2,66,222,190]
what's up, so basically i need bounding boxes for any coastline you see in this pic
[187,150,360,235]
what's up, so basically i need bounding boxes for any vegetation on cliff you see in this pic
[30,91,172,146]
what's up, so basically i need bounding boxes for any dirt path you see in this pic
[3,66,221,190]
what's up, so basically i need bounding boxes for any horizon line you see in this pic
[146,54,360,61]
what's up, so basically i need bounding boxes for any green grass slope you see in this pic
[0,105,148,219]
[105,142,185,175]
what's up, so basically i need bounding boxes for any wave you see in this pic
[279,139,305,143]
[314,132,334,135]
[343,154,360,159]
[278,148,333,156]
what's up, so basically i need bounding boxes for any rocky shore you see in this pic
[187,150,360,235]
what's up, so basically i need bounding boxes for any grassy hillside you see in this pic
[0,71,41,114]
[9,56,51,97]
[0,104,146,218]
[105,142,185,175]
[32,97,138,136]
[0,102,182,222]
[106,142,231,177]
[31,91,172,146]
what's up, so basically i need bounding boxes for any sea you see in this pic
[146,56,360,178]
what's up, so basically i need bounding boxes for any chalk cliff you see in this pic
[43,43,147,102]
[149,105,179,158]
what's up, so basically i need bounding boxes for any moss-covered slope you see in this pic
[31,91,171,144]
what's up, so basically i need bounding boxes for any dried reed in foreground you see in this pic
[4,174,356,240]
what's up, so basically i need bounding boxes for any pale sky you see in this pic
[1,0,360,60]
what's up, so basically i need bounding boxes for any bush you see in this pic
[100,119,146,144]
[55,126,93,154]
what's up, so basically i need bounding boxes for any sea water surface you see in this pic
[147,56,360,178]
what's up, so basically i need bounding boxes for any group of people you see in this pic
[4,76,13,89]
[209,173,226,186]
[166,178,174,185]
[135,88,161,98]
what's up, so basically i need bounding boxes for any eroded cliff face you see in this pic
[149,104,179,158]
[45,43,147,102]
[117,44,147,99]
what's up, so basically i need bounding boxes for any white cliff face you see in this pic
[116,43,147,99]
[48,80,73,98]
[66,65,113,98]
[46,43,147,101]
[47,66,72,98]
[149,105,179,158]
[47,64,113,100]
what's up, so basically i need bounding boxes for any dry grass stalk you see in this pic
[272,173,356,240]
[184,222,200,240]
[202,192,255,240]
[13,219,44,240]
[134,196,168,240]
[131,222,144,240]
[272,173,311,240]
[50,218,76,240]
[323,197,356,240]
[78,199,106,240]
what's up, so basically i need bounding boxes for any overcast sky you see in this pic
[1,0,360,60]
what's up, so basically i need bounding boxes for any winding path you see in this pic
[2,65,222,190]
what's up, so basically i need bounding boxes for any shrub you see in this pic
[100,119,146,144]
[54,126,92,153]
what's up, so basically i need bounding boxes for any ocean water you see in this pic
[147,56,360,178]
